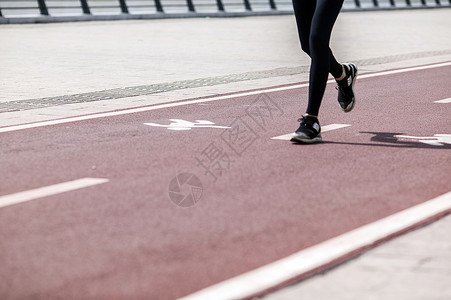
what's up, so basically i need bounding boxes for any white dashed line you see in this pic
[0,178,109,209]
[178,190,451,300]
[271,124,351,140]
[434,98,451,103]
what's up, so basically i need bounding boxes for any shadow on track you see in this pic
[322,132,451,149]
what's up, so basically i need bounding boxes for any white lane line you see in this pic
[0,84,309,134]
[434,97,451,103]
[178,190,451,300]
[0,178,109,209]
[1,61,450,134]
[271,124,351,140]
[356,61,451,80]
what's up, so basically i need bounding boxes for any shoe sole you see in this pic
[341,63,358,113]
[290,135,323,144]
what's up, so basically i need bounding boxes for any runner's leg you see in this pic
[306,0,344,116]
[292,0,315,57]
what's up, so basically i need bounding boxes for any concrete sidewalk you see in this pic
[261,214,451,300]
[1,9,450,127]
[1,8,451,299]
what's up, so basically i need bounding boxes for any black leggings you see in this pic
[292,0,344,116]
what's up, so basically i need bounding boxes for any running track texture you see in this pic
[0,63,450,299]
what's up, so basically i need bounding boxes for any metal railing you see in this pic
[0,0,449,23]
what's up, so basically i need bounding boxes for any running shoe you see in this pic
[290,115,322,144]
[336,63,358,112]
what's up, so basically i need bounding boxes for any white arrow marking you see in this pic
[395,134,451,146]
[144,119,230,131]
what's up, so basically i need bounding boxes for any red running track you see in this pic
[0,64,450,299]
